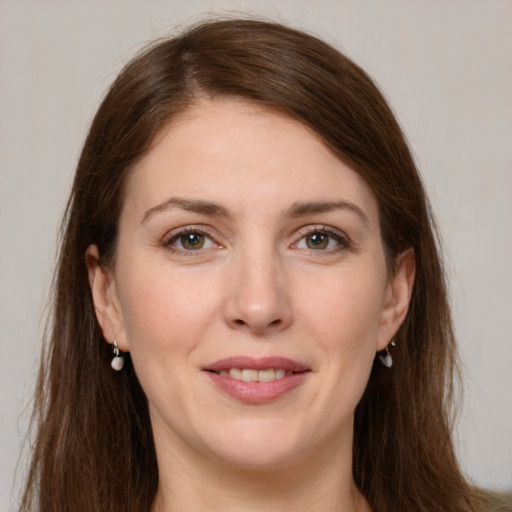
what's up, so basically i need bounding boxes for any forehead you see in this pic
[123,98,379,226]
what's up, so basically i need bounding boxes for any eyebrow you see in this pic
[285,200,370,227]
[141,197,231,223]
[141,197,370,227]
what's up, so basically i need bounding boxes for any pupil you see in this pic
[187,234,200,245]
[307,232,328,249]
[182,233,204,249]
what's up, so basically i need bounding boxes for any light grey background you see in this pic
[1,0,511,509]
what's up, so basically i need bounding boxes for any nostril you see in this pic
[231,317,282,331]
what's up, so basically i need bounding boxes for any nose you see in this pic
[223,247,293,335]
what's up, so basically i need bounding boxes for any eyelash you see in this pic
[293,225,351,254]
[162,225,350,255]
[163,226,220,255]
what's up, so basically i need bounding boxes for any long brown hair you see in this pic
[20,18,481,512]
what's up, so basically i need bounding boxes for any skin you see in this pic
[87,98,415,512]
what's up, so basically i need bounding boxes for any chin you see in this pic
[209,443,304,472]
[195,416,325,472]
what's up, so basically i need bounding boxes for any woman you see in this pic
[20,18,482,512]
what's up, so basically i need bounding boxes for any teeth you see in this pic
[229,368,242,380]
[241,369,258,382]
[258,369,275,382]
[221,368,294,382]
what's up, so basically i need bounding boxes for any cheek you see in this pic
[116,259,221,357]
[288,267,387,437]
[298,267,387,351]
[114,260,225,430]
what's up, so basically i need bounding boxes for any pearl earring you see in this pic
[111,339,125,371]
[378,340,397,368]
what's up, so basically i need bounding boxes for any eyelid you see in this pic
[163,225,222,254]
[291,224,351,251]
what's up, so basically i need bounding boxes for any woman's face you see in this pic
[89,99,413,471]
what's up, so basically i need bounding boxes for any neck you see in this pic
[151,432,371,512]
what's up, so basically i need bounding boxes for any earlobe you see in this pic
[377,248,416,350]
[85,245,127,350]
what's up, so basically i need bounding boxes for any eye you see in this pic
[293,227,349,252]
[303,232,331,250]
[166,229,217,252]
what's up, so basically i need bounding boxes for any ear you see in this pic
[377,248,416,351]
[85,245,128,351]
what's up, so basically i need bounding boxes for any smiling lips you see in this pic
[219,368,291,382]
[204,357,310,404]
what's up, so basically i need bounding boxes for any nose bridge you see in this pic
[224,237,292,334]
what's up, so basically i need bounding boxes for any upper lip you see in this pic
[203,356,310,373]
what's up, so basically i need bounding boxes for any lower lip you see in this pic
[205,371,310,404]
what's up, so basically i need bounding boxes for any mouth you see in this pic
[212,368,294,382]
[202,356,311,404]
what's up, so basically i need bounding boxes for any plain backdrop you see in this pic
[1,0,511,509]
